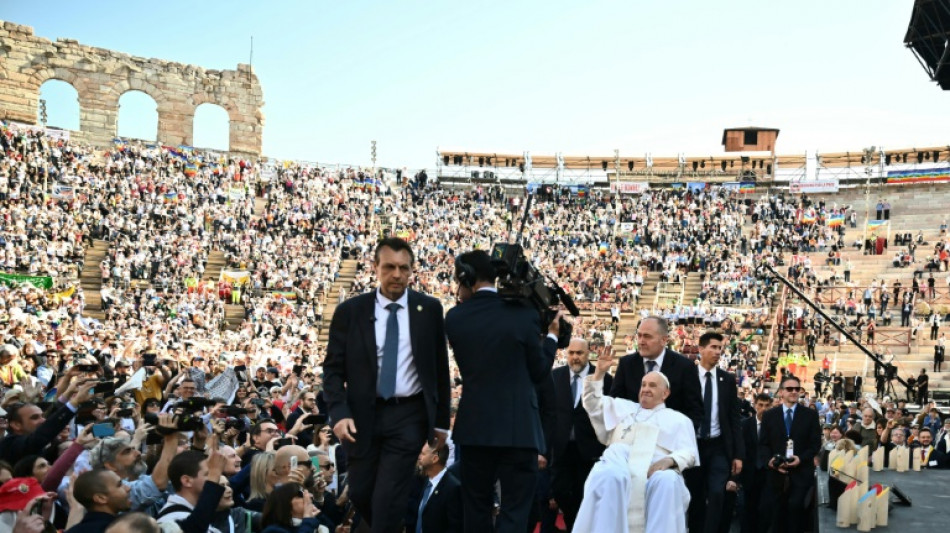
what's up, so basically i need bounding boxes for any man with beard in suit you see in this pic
[550,337,613,530]
[686,331,744,533]
[405,442,462,533]
[445,250,561,533]
[757,375,821,533]
[323,237,452,533]
[610,316,704,431]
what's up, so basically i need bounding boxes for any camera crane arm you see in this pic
[759,263,910,391]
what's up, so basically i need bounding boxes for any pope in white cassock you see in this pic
[573,348,699,533]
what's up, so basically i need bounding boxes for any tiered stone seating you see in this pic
[781,183,950,394]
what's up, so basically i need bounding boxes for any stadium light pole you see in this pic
[862,146,875,249]
[370,140,377,232]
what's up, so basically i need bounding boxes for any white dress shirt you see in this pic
[375,288,421,397]
[698,365,721,438]
[571,364,591,408]
[643,348,666,374]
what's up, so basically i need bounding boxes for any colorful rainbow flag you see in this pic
[867,219,888,230]
[738,182,755,193]
[164,192,178,203]
[271,291,297,300]
[828,215,844,227]
[886,166,950,185]
[801,214,816,224]
[184,163,197,177]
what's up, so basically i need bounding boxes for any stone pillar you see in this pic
[158,98,194,147]
[78,90,117,146]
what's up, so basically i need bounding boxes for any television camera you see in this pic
[490,193,580,349]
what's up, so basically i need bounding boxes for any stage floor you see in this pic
[817,468,950,531]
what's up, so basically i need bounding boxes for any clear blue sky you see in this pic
[3,1,945,168]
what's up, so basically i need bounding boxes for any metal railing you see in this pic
[652,281,685,311]
[762,284,789,375]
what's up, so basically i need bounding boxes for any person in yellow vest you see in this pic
[184,274,198,294]
[232,282,242,305]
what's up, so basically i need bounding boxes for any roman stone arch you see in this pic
[0,20,264,155]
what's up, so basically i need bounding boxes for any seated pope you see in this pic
[574,350,699,533]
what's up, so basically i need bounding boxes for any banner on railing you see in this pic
[52,184,75,199]
[610,181,650,194]
[886,165,950,185]
[219,271,251,284]
[0,272,53,290]
[712,305,769,316]
[790,179,839,194]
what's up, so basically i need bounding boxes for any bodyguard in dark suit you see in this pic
[686,332,745,533]
[757,376,821,533]
[406,442,463,533]
[324,238,451,533]
[610,316,704,430]
[550,337,612,531]
[740,393,773,533]
[445,250,561,533]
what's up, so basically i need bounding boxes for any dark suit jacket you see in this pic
[740,415,764,488]
[711,368,744,463]
[551,364,612,462]
[405,470,463,533]
[757,404,821,483]
[323,289,451,457]
[537,373,557,463]
[933,436,950,468]
[0,401,75,465]
[445,291,557,452]
[609,349,704,430]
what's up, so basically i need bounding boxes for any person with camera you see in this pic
[756,375,821,533]
[238,420,281,465]
[445,250,561,533]
[323,237,451,533]
[89,413,179,511]
[285,392,321,448]
[0,369,97,464]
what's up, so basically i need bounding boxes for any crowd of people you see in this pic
[0,122,947,533]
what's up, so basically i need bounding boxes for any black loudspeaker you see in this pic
[628,161,634,171]
[443,155,450,166]
[721,161,727,171]
[891,485,912,506]
[601,161,608,171]
[692,161,699,171]
[455,255,476,288]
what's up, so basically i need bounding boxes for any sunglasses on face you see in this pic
[783,386,802,392]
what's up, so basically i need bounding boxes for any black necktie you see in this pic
[571,372,580,406]
[646,360,657,374]
[701,371,712,439]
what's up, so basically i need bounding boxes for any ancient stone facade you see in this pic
[0,20,264,154]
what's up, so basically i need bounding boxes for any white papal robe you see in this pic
[573,376,699,533]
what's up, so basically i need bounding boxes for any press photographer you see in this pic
[445,249,563,532]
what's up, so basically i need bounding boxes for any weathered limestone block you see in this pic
[0,18,264,154]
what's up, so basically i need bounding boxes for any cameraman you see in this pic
[445,250,560,533]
